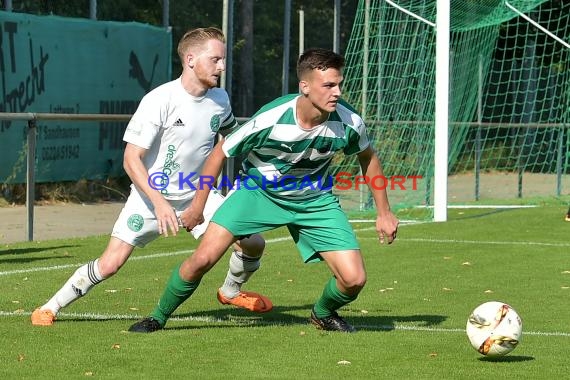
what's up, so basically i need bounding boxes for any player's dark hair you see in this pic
[297,48,345,80]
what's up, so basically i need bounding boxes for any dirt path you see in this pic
[1,172,568,245]
[0,202,124,244]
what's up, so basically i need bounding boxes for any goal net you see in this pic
[334,0,570,220]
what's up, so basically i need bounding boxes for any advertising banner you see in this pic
[0,11,171,182]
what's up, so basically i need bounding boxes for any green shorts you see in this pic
[211,187,360,263]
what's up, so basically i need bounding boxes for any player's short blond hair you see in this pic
[177,27,225,66]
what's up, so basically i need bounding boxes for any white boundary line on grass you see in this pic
[1,310,569,337]
[360,237,570,248]
[0,236,287,277]
[4,219,565,277]
[419,205,538,209]
[0,226,390,277]
[3,221,570,338]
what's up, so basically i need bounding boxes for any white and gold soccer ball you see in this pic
[466,301,522,357]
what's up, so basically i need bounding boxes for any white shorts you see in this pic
[111,189,226,247]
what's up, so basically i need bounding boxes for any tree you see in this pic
[6,0,358,114]
[235,0,254,116]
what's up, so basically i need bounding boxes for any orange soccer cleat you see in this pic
[217,289,273,313]
[31,308,56,326]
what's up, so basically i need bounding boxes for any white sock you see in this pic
[41,259,104,315]
[219,250,260,298]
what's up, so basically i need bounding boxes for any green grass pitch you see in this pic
[1,203,569,379]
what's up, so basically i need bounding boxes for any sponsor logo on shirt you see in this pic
[173,118,185,127]
[158,145,180,195]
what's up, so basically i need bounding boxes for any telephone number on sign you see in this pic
[41,145,80,160]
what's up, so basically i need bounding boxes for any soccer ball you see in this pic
[466,301,522,357]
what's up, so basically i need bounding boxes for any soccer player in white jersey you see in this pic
[31,27,272,327]
[129,48,399,333]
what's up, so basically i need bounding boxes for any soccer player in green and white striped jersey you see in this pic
[130,48,399,333]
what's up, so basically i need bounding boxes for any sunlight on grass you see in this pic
[1,205,569,378]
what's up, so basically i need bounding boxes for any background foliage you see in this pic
[4,0,358,115]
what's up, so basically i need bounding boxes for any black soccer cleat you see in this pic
[310,309,356,333]
[128,317,164,333]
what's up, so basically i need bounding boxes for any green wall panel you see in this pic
[0,11,171,183]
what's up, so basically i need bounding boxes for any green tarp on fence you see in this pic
[0,11,171,183]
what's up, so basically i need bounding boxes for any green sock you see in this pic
[150,263,201,326]
[313,277,357,318]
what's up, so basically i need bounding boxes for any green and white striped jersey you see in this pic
[222,94,370,201]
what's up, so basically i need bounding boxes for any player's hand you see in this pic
[179,206,205,233]
[153,199,179,237]
[376,212,398,244]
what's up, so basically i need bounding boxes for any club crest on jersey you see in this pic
[210,115,221,132]
[127,214,144,232]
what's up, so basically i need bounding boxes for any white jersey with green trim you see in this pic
[123,77,237,200]
[222,94,369,200]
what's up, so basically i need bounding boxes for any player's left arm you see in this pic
[357,146,399,244]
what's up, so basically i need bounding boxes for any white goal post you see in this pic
[384,0,449,222]
[433,0,450,222]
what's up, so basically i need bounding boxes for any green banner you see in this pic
[0,11,171,183]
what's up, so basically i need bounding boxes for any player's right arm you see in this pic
[179,140,227,231]
[123,143,179,237]
[357,146,398,244]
